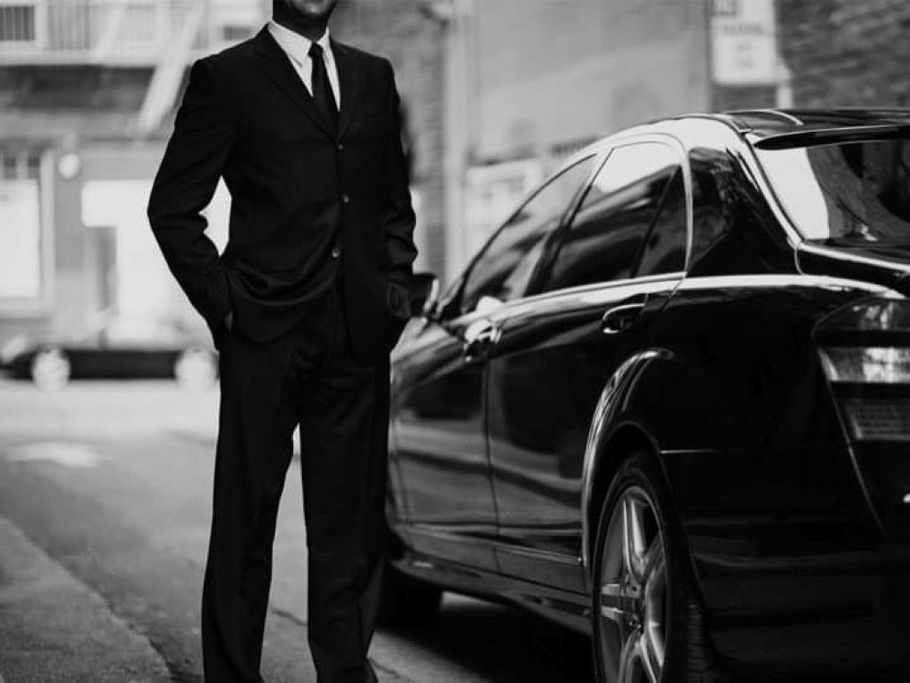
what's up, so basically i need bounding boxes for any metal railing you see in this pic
[0,0,264,66]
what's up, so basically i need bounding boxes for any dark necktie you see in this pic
[309,42,339,131]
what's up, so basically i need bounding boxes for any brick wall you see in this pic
[474,0,711,161]
[778,0,910,108]
[716,0,910,112]
[331,1,448,280]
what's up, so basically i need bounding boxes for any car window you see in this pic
[690,151,731,269]
[688,146,792,275]
[539,142,679,292]
[458,156,596,314]
[636,169,687,277]
[756,139,910,244]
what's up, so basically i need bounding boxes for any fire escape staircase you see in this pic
[135,2,205,136]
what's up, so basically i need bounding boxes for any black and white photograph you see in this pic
[1,1,909,681]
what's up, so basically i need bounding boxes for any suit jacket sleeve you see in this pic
[147,57,236,330]
[380,59,418,290]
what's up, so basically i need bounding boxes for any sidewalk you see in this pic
[0,516,170,683]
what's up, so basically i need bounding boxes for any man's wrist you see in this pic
[387,280,411,320]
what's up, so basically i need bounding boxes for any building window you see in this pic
[0,4,36,42]
[0,149,46,305]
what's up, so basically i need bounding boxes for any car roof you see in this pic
[720,108,910,138]
[564,108,910,165]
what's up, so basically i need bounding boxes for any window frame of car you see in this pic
[660,118,804,277]
[523,133,694,299]
[436,151,603,321]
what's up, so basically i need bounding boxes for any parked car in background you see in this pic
[380,110,910,681]
[0,313,217,391]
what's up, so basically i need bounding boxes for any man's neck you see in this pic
[272,13,328,42]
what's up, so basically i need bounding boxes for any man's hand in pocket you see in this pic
[387,281,412,320]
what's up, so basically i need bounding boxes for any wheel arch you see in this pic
[583,422,656,579]
[580,349,673,590]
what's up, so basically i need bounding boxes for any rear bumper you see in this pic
[699,543,910,675]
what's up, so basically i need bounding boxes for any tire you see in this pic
[591,451,726,683]
[377,562,443,628]
[174,348,218,391]
[30,347,71,391]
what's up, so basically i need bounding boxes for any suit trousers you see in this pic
[202,280,388,683]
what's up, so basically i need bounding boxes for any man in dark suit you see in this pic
[146,0,417,680]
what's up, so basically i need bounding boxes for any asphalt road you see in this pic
[0,377,592,683]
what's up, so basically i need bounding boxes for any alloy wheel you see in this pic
[174,348,217,391]
[597,486,668,683]
[31,348,71,391]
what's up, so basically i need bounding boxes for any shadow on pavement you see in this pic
[380,597,595,682]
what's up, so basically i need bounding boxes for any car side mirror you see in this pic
[409,272,440,320]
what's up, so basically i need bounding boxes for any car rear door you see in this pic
[484,138,690,592]
[391,155,598,571]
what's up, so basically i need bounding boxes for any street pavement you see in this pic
[0,377,592,682]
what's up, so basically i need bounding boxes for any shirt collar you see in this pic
[267,20,332,66]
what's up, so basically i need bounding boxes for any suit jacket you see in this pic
[147,27,417,363]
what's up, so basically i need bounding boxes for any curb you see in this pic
[0,516,171,682]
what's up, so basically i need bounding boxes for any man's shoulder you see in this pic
[201,33,260,72]
[331,41,394,74]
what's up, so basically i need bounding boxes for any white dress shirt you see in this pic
[267,20,341,107]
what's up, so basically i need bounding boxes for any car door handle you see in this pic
[463,319,501,361]
[601,296,648,335]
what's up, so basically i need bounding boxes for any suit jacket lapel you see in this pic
[252,27,335,139]
[331,40,361,139]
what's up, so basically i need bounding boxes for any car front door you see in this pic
[391,156,598,571]
[485,139,690,592]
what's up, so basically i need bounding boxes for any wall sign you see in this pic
[711,0,779,85]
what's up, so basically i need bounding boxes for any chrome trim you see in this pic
[739,143,805,249]
[601,302,647,335]
[659,448,725,456]
[406,523,583,567]
[495,543,583,566]
[405,523,500,550]
[676,273,895,295]
[732,108,804,125]
[799,242,910,275]
[594,134,694,274]
[485,273,686,324]
[651,117,806,254]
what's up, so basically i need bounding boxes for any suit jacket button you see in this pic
[331,245,342,259]
[337,143,344,151]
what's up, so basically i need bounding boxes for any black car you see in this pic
[1,315,217,390]
[381,110,910,681]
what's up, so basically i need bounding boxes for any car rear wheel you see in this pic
[592,451,725,683]
[174,348,217,390]
[377,563,443,628]
[31,348,71,391]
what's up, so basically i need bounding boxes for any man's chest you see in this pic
[230,69,390,156]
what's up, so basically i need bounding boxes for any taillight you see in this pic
[817,296,910,442]
[819,347,910,384]
[816,294,910,331]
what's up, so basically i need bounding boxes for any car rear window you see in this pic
[755,138,910,245]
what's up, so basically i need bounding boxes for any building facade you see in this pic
[331,0,447,281]
[4,0,910,358]
[0,0,266,350]
[451,0,711,274]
